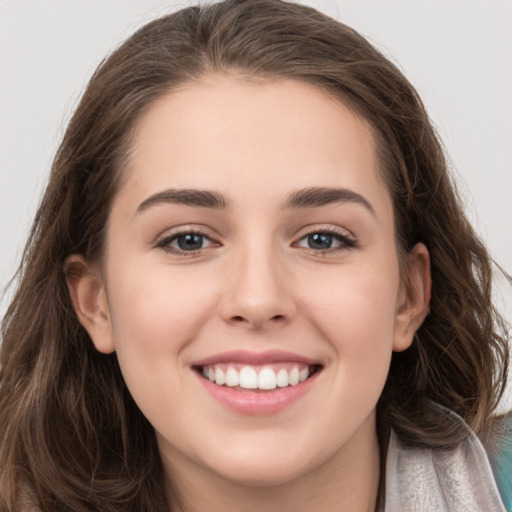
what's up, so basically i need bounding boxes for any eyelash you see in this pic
[155,227,357,256]
[155,229,218,256]
[294,228,357,254]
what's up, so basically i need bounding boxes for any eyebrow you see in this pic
[137,189,230,213]
[136,186,375,216]
[282,187,375,216]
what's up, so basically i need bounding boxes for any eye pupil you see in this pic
[177,234,203,250]
[308,233,332,249]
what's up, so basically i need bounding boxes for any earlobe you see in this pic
[64,255,115,354]
[393,243,431,352]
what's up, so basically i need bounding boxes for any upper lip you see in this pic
[191,350,322,367]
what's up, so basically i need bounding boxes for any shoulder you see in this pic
[384,407,508,512]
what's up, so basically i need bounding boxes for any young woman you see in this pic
[0,1,510,510]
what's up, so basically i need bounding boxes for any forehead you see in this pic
[118,75,390,216]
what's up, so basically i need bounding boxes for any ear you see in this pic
[393,243,431,352]
[64,255,115,354]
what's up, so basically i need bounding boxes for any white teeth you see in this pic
[289,367,300,386]
[258,368,277,390]
[225,367,239,387]
[202,364,315,390]
[215,367,226,386]
[239,366,258,389]
[276,368,289,387]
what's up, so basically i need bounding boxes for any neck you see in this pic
[161,416,380,512]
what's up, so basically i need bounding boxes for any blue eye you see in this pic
[307,233,334,250]
[175,233,205,250]
[157,231,215,253]
[296,231,355,251]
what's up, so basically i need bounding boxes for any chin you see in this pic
[211,457,314,488]
[197,433,331,488]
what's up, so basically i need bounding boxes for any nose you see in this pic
[219,246,297,331]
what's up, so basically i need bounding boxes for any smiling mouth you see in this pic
[194,363,323,391]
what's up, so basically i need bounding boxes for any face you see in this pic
[69,76,429,490]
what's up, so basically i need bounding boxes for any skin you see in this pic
[67,75,430,512]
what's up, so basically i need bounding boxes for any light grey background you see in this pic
[1,0,511,406]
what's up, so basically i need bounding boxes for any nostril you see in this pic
[228,313,289,328]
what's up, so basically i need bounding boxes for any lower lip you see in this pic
[194,371,319,415]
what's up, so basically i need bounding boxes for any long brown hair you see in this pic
[1,1,509,510]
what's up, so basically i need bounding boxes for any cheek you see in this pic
[302,262,400,379]
[103,263,222,424]
[107,263,216,349]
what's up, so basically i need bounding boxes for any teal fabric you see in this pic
[491,414,512,511]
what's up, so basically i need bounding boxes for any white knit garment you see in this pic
[385,428,506,511]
